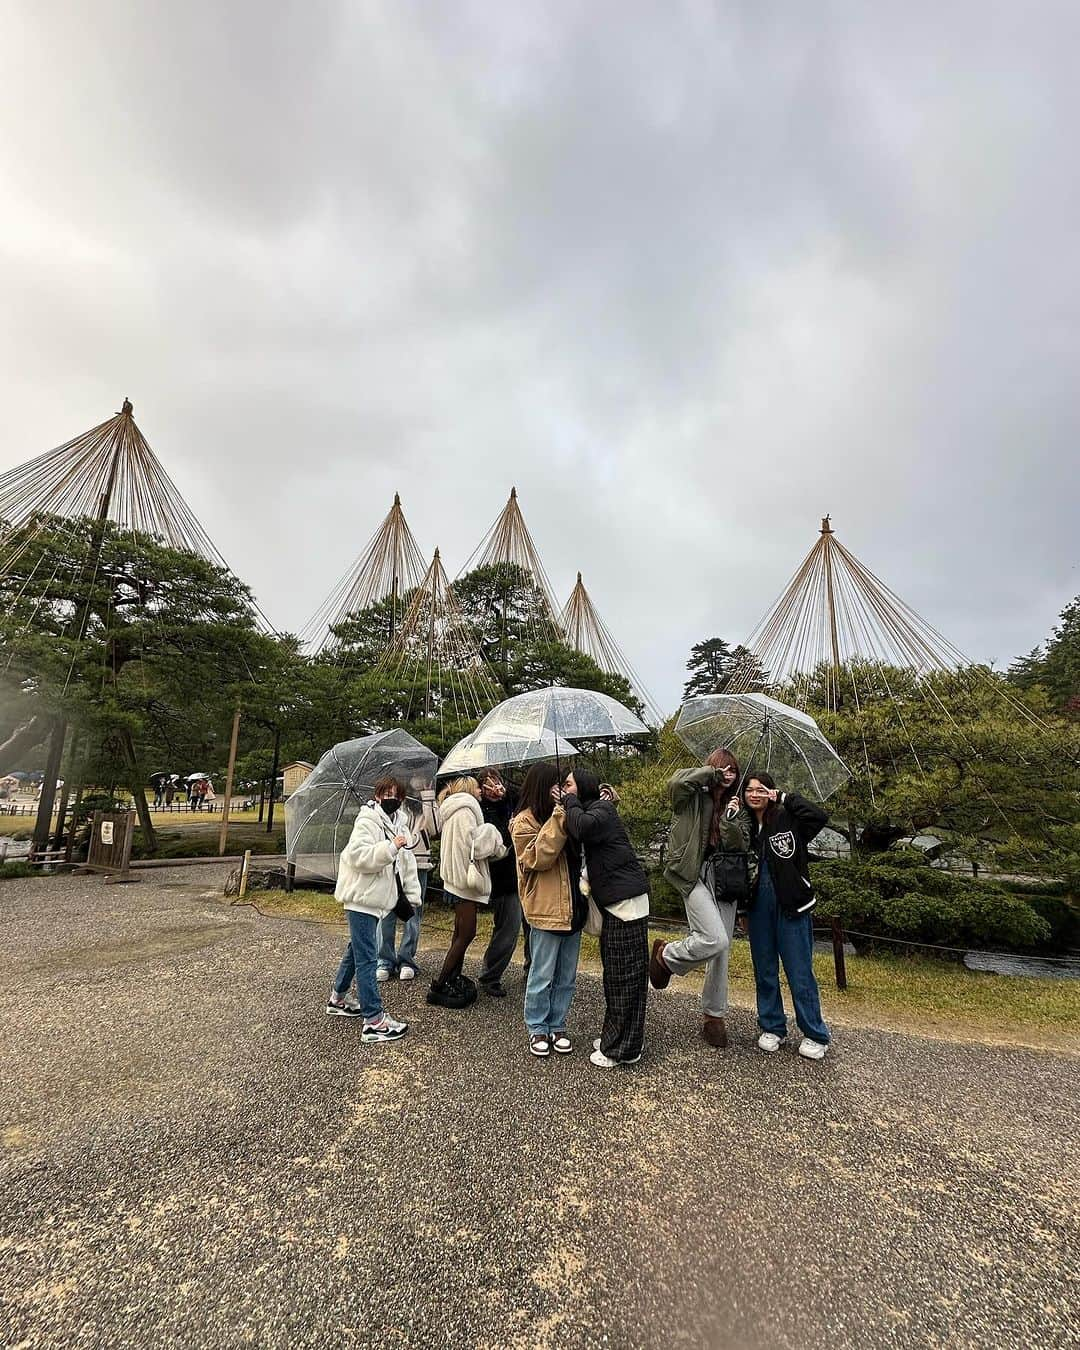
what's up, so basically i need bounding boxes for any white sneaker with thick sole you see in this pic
[326,993,362,1017]
[375,968,391,984]
[593,1038,602,1051]
[590,1049,618,1069]
[398,967,416,982]
[757,1032,784,1053]
[361,1014,408,1043]
[798,1037,829,1060]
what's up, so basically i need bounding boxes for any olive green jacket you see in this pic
[662,766,751,900]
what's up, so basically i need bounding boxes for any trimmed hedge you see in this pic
[813,852,1054,952]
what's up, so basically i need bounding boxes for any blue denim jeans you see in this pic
[747,860,830,1043]
[524,928,582,1037]
[333,910,382,1019]
[376,872,429,973]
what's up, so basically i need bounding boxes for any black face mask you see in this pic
[380,798,401,817]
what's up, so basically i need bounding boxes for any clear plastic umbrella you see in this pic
[674,693,851,802]
[439,729,580,776]
[285,729,438,882]
[471,687,650,743]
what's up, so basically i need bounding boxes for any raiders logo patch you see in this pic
[769,831,796,860]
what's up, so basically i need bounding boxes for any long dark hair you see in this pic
[570,767,601,805]
[519,763,560,824]
[741,770,779,836]
[706,747,741,847]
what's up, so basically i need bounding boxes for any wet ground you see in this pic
[0,867,1077,1349]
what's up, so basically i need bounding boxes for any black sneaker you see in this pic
[426,980,474,1010]
[480,981,507,998]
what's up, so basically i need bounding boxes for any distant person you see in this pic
[164,780,175,807]
[377,787,439,982]
[475,769,523,997]
[561,769,650,1069]
[510,763,586,1058]
[742,773,831,1060]
[153,780,165,809]
[326,775,418,1043]
[426,777,508,1009]
[649,749,751,1049]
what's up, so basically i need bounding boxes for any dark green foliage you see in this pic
[813,853,1054,951]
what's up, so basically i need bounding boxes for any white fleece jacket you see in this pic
[335,801,421,919]
[437,792,508,903]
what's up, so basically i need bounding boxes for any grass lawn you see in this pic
[229,887,1080,1055]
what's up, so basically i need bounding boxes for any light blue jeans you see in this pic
[524,928,582,1037]
[376,872,429,973]
[333,910,382,1019]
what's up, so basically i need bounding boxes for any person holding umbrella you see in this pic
[742,772,832,1060]
[649,748,751,1049]
[426,776,509,1009]
[511,763,586,1058]
[561,769,650,1068]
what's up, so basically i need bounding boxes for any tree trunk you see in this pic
[119,727,157,854]
[0,715,44,775]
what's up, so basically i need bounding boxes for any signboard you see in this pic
[77,810,137,883]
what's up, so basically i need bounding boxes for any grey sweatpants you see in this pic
[479,889,523,986]
[662,879,738,1018]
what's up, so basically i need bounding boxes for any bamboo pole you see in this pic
[218,705,242,856]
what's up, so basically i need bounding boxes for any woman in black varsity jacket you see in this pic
[743,771,832,1060]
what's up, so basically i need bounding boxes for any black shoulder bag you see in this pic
[707,850,753,912]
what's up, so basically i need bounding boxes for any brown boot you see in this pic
[702,1016,728,1049]
[648,938,671,990]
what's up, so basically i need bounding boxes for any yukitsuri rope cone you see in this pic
[0,399,229,579]
[302,493,427,654]
[378,547,500,732]
[560,571,661,722]
[459,487,562,626]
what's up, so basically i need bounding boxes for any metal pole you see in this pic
[217,704,242,856]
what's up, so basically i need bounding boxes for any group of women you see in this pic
[325,748,832,1066]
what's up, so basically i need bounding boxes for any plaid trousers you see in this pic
[599,911,649,1061]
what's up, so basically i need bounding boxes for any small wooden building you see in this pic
[282,761,315,798]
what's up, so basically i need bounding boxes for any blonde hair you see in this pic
[437,776,479,804]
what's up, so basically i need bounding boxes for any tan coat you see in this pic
[510,806,573,932]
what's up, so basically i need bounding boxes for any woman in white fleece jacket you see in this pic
[426,776,508,1010]
[327,776,421,1042]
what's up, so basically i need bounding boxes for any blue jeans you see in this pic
[377,872,429,973]
[747,861,830,1043]
[333,910,382,1019]
[524,928,582,1036]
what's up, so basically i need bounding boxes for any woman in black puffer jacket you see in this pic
[561,768,650,1069]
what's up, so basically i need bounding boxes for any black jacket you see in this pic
[562,794,649,908]
[751,793,828,917]
[481,788,518,896]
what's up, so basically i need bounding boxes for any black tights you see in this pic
[437,901,478,986]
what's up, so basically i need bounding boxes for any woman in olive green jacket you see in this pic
[651,748,751,1048]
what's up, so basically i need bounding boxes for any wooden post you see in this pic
[285,859,296,894]
[218,705,242,856]
[238,848,252,899]
[831,917,848,990]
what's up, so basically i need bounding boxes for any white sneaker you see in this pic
[362,1014,408,1043]
[593,1038,602,1051]
[375,968,391,983]
[590,1049,618,1069]
[798,1037,829,1060]
[757,1032,784,1053]
[326,992,362,1017]
[398,966,416,982]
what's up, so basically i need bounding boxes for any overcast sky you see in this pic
[1,1,1077,713]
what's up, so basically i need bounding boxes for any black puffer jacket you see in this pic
[561,794,649,908]
[751,793,829,917]
[481,788,519,896]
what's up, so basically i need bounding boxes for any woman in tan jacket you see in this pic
[510,763,585,1058]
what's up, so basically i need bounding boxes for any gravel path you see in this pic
[1,868,1077,1349]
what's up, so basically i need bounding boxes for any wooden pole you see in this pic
[218,705,242,856]
[821,516,842,710]
[238,848,252,899]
